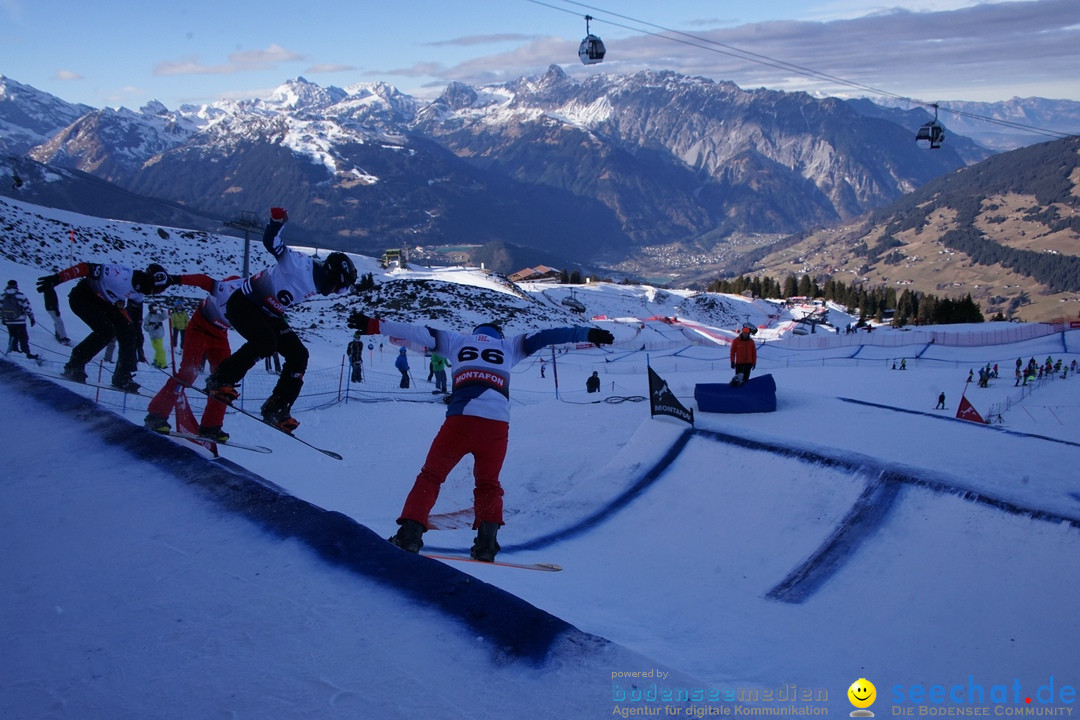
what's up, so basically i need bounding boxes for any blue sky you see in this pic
[2,0,1078,110]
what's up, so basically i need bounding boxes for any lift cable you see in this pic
[526,0,1076,141]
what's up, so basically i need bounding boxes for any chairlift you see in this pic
[578,15,606,65]
[915,104,945,149]
[562,296,587,313]
[561,288,587,313]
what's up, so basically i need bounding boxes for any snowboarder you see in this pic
[144,274,244,442]
[729,324,757,385]
[348,313,614,562]
[203,207,357,432]
[36,261,175,392]
[936,392,946,410]
[2,280,39,361]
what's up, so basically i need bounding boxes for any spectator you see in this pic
[586,370,601,393]
[346,332,365,383]
[143,303,169,369]
[2,279,39,361]
[395,346,410,388]
[430,350,450,393]
[170,303,189,349]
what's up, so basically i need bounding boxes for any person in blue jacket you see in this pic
[395,346,410,388]
[348,313,614,561]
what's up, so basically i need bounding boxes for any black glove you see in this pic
[730,362,736,369]
[36,274,59,293]
[30,317,36,327]
[347,310,378,334]
[168,275,181,287]
[587,328,614,346]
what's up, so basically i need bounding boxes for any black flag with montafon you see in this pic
[648,366,694,426]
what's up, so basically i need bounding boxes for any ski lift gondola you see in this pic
[915,103,945,149]
[578,15,606,65]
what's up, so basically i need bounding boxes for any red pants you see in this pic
[147,312,231,427]
[399,415,508,529]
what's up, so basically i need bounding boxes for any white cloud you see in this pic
[154,44,306,77]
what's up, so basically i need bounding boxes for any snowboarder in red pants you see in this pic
[349,313,614,562]
[144,274,244,442]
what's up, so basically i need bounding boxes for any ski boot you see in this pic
[388,519,426,554]
[261,394,299,433]
[61,364,87,383]
[111,376,141,394]
[204,374,239,404]
[144,413,171,434]
[198,425,230,443]
[470,522,501,563]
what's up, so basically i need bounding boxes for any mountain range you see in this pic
[1,69,987,269]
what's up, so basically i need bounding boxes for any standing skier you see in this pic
[36,262,174,392]
[349,313,614,562]
[203,207,357,432]
[144,274,244,442]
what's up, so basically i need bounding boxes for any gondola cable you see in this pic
[527,0,1076,142]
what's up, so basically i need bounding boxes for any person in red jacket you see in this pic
[729,324,757,385]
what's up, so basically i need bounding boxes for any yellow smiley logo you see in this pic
[848,678,877,709]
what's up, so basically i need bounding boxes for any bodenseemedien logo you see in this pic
[849,678,877,717]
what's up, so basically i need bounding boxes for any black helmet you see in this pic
[321,252,357,295]
[473,323,503,339]
[146,263,170,293]
[132,263,170,295]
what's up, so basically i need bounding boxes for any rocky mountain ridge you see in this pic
[3,70,972,273]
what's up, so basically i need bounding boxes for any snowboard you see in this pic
[145,367,343,460]
[165,431,273,454]
[422,552,562,572]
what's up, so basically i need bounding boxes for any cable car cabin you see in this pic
[915,120,945,149]
[579,34,606,64]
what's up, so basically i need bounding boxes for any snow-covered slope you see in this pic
[2,198,1078,717]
